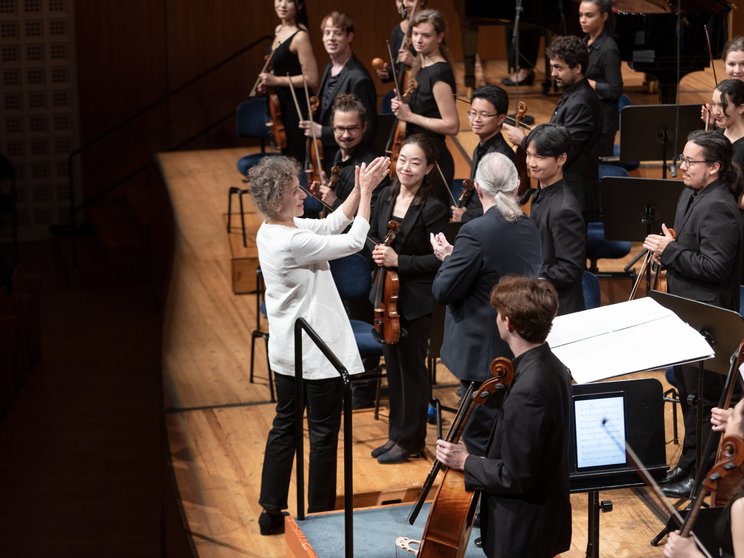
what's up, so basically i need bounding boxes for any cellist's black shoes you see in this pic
[376,443,423,464]
[661,476,694,499]
[258,510,288,536]
[370,440,395,458]
[663,465,690,484]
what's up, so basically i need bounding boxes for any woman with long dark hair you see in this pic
[369,133,449,463]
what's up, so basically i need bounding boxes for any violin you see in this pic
[384,54,417,179]
[303,82,324,187]
[457,179,475,209]
[513,101,532,198]
[372,221,401,345]
[250,50,287,151]
[403,358,514,557]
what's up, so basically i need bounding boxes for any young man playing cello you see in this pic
[436,276,572,558]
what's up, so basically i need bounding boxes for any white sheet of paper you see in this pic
[547,297,714,384]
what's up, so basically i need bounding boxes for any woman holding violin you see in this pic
[580,0,623,157]
[249,154,390,535]
[374,0,426,87]
[370,133,449,464]
[257,0,319,164]
[390,9,459,190]
[436,276,572,558]
[664,398,744,557]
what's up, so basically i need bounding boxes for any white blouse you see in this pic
[256,209,368,379]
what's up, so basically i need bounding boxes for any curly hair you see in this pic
[247,155,300,219]
[546,35,589,74]
[490,276,558,343]
[331,93,368,126]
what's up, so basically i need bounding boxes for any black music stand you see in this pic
[619,104,701,178]
[648,290,744,545]
[569,378,667,558]
[598,176,681,290]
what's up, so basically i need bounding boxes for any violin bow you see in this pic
[703,25,718,131]
[386,40,403,103]
[434,163,458,207]
[249,48,276,98]
[301,75,324,181]
[286,73,303,120]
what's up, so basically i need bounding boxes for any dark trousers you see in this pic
[460,379,503,457]
[506,27,540,70]
[383,314,431,451]
[673,364,726,474]
[259,374,344,513]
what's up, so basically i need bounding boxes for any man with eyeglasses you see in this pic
[504,35,602,221]
[453,85,516,223]
[644,130,742,499]
[299,11,376,174]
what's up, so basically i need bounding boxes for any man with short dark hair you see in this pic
[505,35,602,219]
[299,12,376,174]
[525,124,586,315]
[436,275,572,558]
[454,85,515,223]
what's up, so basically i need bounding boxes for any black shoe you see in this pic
[371,440,395,458]
[661,476,694,499]
[502,70,535,86]
[259,510,288,536]
[663,466,690,484]
[376,443,423,464]
[474,537,482,548]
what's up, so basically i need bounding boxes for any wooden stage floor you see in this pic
[157,60,720,557]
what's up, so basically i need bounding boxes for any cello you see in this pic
[372,220,401,345]
[400,358,514,557]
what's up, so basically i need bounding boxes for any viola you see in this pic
[372,220,401,345]
[303,85,324,187]
[629,227,676,301]
[513,101,532,199]
[267,91,287,151]
[403,358,514,558]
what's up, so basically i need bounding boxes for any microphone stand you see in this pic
[510,0,534,124]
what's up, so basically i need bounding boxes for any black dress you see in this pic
[407,62,456,193]
[584,31,622,157]
[732,135,744,166]
[270,30,306,164]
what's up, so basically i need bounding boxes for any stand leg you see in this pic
[586,491,599,558]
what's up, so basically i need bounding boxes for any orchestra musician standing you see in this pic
[250,154,390,534]
[370,134,449,464]
[525,124,586,315]
[390,9,459,190]
[724,37,744,82]
[435,276,572,558]
[453,85,517,223]
[644,130,743,498]
[299,11,376,174]
[710,79,744,166]
[504,35,602,221]
[257,0,319,164]
[431,152,542,456]
[580,0,622,157]
[374,0,426,87]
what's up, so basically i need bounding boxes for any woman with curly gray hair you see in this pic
[248,154,389,535]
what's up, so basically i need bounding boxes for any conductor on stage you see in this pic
[436,276,572,558]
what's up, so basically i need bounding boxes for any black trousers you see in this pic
[673,364,726,474]
[259,374,344,513]
[382,314,431,451]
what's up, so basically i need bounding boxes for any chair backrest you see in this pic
[235,98,270,140]
[618,94,632,112]
[582,271,601,310]
[598,163,629,180]
[330,253,373,300]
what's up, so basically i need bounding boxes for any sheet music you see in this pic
[548,298,714,384]
[574,396,626,469]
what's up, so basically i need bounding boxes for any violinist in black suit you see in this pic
[644,130,743,498]
[431,152,541,455]
[436,276,572,558]
[299,11,376,174]
[369,134,449,464]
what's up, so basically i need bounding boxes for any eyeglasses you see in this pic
[332,125,362,134]
[674,154,710,168]
[466,110,498,120]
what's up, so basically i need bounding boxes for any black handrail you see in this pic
[294,317,354,558]
[63,34,272,262]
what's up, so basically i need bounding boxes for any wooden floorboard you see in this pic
[157,58,718,557]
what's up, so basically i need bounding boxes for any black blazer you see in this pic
[370,185,449,321]
[432,207,542,381]
[317,54,377,149]
[530,180,586,315]
[661,180,741,311]
[550,78,602,216]
[464,343,573,558]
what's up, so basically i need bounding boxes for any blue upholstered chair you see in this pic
[235,98,281,175]
[587,165,633,273]
[613,94,640,172]
[249,269,275,402]
[582,271,601,310]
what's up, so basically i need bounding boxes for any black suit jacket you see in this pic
[530,180,586,315]
[432,207,542,381]
[464,343,573,558]
[661,180,741,311]
[370,186,449,321]
[460,134,517,222]
[317,54,377,152]
[550,78,602,216]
